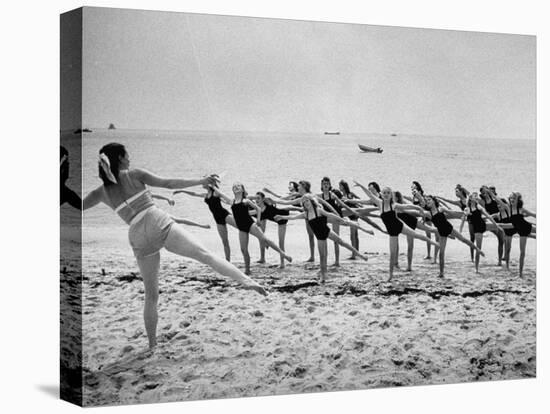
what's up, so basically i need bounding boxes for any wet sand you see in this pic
[71,251,536,406]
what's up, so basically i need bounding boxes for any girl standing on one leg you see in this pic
[508,192,536,277]
[216,182,292,275]
[339,179,361,259]
[421,195,485,278]
[278,194,369,283]
[318,177,344,267]
[480,185,505,265]
[463,192,505,273]
[83,143,267,349]
[253,191,299,269]
[354,181,439,281]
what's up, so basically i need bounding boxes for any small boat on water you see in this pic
[108,123,116,130]
[324,131,340,135]
[358,144,383,153]
[73,128,92,134]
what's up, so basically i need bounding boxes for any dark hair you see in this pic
[321,177,332,190]
[299,180,311,193]
[60,146,68,158]
[412,181,424,195]
[500,198,508,205]
[339,180,351,196]
[455,184,469,198]
[426,194,440,208]
[515,193,524,209]
[99,143,126,186]
[256,191,265,199]
[368,181,381,194]
[289,181,299,192]
[394,190,404,204]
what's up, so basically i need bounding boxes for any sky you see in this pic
[71,7,535,139]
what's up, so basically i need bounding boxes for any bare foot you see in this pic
[245,269,251,276]
[348,255,357,260]
[331,262,340,267]
[285,255,293,263]
[406,267,412,272]
[305,257,315,263]
[256,259,266,264]
[360,254,369,261]
[247,284,268,296]
[423,255,432,260]
[438,273,444,278]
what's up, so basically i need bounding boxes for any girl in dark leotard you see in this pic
[339,180,361,259]
[253,191,299,269]
[507,192,536,277]
[318,177,344,266]
[174,184,237,261]
[278,194,369,283]
[354,181,439,281]
[420,195,485,278]
[220,182,292,275]
[394,191,438,271]
[437,184,476,261]
[480,185,504,265]
[463,192,505,273]
[60,146,82,210]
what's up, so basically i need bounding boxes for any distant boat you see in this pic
[73,128,92,134]
[358,144,383,153]
[324,131,340,135]
[108,123,116,130]
[391,133,397,137]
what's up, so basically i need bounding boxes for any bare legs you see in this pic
[136,252,161,349]
[216,223,231,261]
[257,221,267,264]
[449,229,484,256]
[305,219,315,262]
[238,231,252,274]
[388,236,398,281]
[332,222,341,266]
[349,223,359,260]
[424,229,432,259]
[249,224,292,265]
[519,236,527,277]
[504,236,512,270]
[318,240,328,282]
[327,231,368,261]
[401,226,440,247]
[278,225,287,268]
[474,233,483,273]
[468,222,475,262]
[406,234,414,271]
[438,237,447,277]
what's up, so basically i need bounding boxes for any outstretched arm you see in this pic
[170,216,210,229]
[173,189,207,198]
[353,181,381,207]
[522,208,536,218]
[83,187,104,210]
[246,199,262,223]
[262,187,283,198]
[133,169,218,190]
[211,188,233,205]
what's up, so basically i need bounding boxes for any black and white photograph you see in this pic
[59,5,536,407]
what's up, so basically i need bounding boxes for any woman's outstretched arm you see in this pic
[173,189,207,197]
[353,181,381,207]
[211,188,233,205]
[522,208,536,218]
[83,187,104,210]
[436,196,461,208]
[133,169,218,190]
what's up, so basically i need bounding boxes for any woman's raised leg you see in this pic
[136,252,161,349]
[163,224,266,294]
[250,224,292,263]
[216,223,231,261]
[328,231,368,261]
[452,229,485,256]
[402,226,440,248]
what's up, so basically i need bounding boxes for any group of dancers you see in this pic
[170,176,535,282]
[66,143,536,349]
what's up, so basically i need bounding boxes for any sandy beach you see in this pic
[72,249,535,406]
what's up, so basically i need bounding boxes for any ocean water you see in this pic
[62,129,536,264]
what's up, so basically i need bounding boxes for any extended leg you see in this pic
[327,231,368,261]
[216,223,231,261]
[250,224,292,262]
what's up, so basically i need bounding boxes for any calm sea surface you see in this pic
[61,129,536,262]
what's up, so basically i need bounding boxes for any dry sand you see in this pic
[69,250,536,406]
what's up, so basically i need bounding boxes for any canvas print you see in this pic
[60,7,536,407]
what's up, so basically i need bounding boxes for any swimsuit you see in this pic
[430,210,454,237]
[322,191,343,217]
[459,199,473,224]
[231,200,254,233]
[260,204,289,225]
[397,212,418,230]
[204,194,230,225]
[469,205,487,234]
[111,171,174,258]
[484,198,499,215]
[498,210,517,237]
[510,206,532,237]
[306,207,330,240]
[380,201,403,236]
